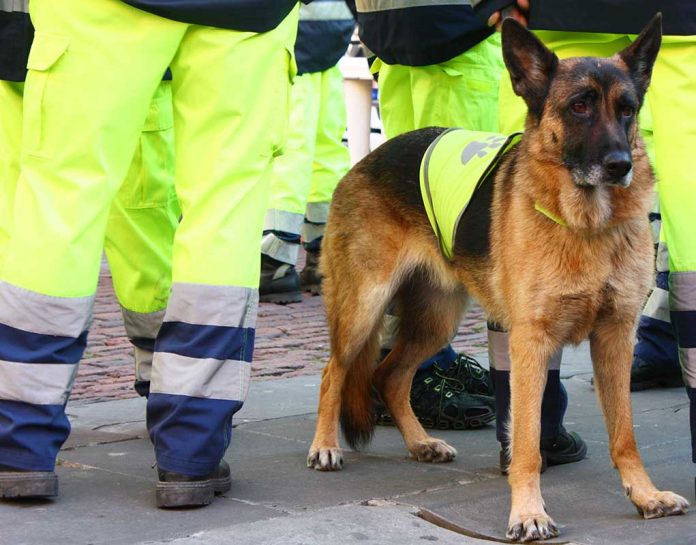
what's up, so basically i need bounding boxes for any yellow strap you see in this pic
[534,202,567,227]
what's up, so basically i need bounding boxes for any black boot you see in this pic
[156,460,231,508]
[299,249,322,295]
[259,254,301,304]
[0,464,58,499]
[630,355,684,391]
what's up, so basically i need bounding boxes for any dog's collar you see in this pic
[534,202,567,227]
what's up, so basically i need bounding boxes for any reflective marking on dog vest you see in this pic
[420,128,521,259]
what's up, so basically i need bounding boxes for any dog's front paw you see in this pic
[307,447,344,471]
[409,439,457,463]
[631,489,689,519]
[506,512,559,543]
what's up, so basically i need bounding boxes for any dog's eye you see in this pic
[570,101,588,115]
[621,106,634,118]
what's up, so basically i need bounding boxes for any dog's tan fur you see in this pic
[307,15,688,542]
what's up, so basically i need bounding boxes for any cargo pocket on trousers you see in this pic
[118,81,176,209]
[272,45,297,159]
[23,33,70,158]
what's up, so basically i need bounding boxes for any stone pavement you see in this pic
[2,344,694,545]
[73,256,488,402]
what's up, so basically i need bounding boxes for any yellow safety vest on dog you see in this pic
[420,128,522,259]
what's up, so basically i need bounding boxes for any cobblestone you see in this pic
[74,256,488,403]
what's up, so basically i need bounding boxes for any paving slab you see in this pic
[140,502,529,545]
[3,340,694,545]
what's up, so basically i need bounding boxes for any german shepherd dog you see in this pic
[307,14,688,542]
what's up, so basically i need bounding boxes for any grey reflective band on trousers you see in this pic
[669,271,696,388]
[305,202,331,224]
[164,283,258,329]
[356,0,470,13]
[488,328,562,371]
[121,308,165,341]
[261,232,301,265]
[0,361,78,405]
[300,0,354,21]
[264,208,305,235]
[302,221,326,244]
[642,287,671,323]
[151,353,251,401]
[0,0,28,13]
[0,281,94,338]
[656,241,669,273]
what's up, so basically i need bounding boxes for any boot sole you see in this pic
[630,376,684,392]
[259,291,302,304]
[377,410,495,430]
[156,480,214,508]
[211,474,232,495]
[301,283,321,296]
[0,471,58,499]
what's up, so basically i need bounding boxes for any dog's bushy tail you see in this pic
[339,334,379,450]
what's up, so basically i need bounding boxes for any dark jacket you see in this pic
[121,0,299,33]
[295,0,354,75]
[351,0,494,66]
[472,0,696,35]
[0,6,33,82]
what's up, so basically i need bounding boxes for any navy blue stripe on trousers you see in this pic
[0,400,71,471]
[0,323,88,363]
[634,315,680,369]
[147,284,258,476]
[670,310,696,349]
[491,369,567,444]
[0,325,86,470]
[147,395,242,476]
[155,321,254,362]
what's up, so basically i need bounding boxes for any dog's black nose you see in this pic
[603,151,632,178]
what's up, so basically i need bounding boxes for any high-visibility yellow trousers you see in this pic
[0,0,298,475]
[263,65,350,264]
[0,78,179,395]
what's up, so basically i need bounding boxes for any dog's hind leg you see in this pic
[374,279,467,463]
[590,315,689,519]
[505,325,561,542]
[307,273,394,471]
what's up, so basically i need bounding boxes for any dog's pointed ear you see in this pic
[502,18,558,119]
[617,13,662,98]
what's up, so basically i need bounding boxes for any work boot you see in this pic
[499,426,587,475]
[376,355,496,430]
[435,353,493,397]
[259,254,302,304]
[156,460,232,508]
[0,465,58,499]
[299,249,322,295]
[630,355,684,391]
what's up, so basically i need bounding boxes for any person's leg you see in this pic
[0,0,178,496]
[489,323,586,474]
[104,80,180,398]
[0,80,23,266]
[146,10,298,506]
[300,64,351,294]
[632,231,683,390]
[648,35,696,464]
[375,61,415,140]
[261,71,319,303]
